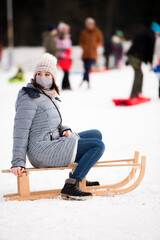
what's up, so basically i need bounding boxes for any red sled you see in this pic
[90,68,108,73]
[113,96,151,106]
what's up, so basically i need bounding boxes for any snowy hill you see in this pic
[0,47,160,240]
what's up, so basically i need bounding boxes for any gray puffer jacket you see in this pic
[11,83,79,168]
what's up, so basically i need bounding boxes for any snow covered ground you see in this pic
[0,47,160,240]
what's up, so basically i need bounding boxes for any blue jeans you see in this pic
[83,59,95,82]
[71,129,105,180]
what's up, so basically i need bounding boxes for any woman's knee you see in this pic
[99,140,105,153]
[85,129,102,140]
[78,129,102,140]
[94,139,105,154]
[93,129,102,140]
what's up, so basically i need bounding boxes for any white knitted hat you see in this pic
[34,53,58,81]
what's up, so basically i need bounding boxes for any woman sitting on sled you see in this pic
[10,53,105,200]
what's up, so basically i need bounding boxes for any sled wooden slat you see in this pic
[93,163,140,167]
[2,163,78,173]
[87,156,146,195]
[96,158,135,163]
[3,189,62,201]
[2,151,146,201]
[92,151,140,190]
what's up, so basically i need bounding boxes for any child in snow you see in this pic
[111,30,124,69]
[55,22,72,90]
[10,53,105,200]
[9,65,26,83]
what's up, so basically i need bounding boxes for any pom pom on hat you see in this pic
[34,53,58,81]
[150,22,160,33]
[116,30,124,37]
[47,23,56,31]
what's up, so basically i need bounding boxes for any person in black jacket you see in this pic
[127,22,160,98]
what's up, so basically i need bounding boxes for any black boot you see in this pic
[69,172,100,186]
[61,178,92,200]
[62,71,71,90]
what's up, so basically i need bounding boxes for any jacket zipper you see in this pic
[40,89,62,129]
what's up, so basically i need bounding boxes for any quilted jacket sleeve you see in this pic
[11,94,37,168]
[59,125,72,136]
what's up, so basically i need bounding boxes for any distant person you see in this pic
[127,21,160,98]
[79,17,104,88]
[152,36,160,98]
[8,65,26,83]
[111,30,124,69]
[55,22,72,90]
[0,42,3,62]
[104,31,115,69]
[42,24,60,57]
[153,59,160,98]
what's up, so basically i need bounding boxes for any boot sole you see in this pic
[61,193,93,201]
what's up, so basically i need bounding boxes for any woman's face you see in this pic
[35,70,53,89]
[36,70,52,78]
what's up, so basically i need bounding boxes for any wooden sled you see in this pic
[2,151,146,201]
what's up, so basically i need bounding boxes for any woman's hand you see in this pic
[62,130,72,137]
[10,167,25,176]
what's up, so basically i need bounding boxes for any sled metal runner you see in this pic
[2,151,146,201]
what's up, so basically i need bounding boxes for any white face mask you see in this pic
[36,76,53,89]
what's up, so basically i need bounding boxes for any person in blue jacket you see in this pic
[153,62,160,98]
